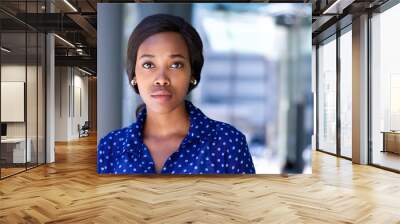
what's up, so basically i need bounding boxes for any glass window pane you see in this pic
[27,31,38,169]
[38,32,45,165]
[1,30,27,177]
[340,29,352,158]
[317,37,337,154]
[0,0,46,179]
[371,4,400,171]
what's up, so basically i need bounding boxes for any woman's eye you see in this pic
[170,62,183,69]
[142,62,154,69]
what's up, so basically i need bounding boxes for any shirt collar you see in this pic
[127,100,208,150]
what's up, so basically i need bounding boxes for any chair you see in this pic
[78,121,90,138]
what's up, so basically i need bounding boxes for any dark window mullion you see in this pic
[316,45,320,150]
[0,25,2,179]
[36,0,39,167]
[336,27,341,157]
[25,0,28,171]
[367,11,373,165]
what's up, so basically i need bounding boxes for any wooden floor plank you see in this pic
[1,134,400,223]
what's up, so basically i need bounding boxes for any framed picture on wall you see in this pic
[1,81,25,122]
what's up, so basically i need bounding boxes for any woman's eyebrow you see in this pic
[139,54,155,59]
[170,54,186,59]
[138,54,186,59]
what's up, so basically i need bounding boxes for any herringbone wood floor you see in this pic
[1,134,400,224]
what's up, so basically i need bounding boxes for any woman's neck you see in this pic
[143,103,190,139]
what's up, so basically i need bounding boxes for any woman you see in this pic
[98,14,255,174]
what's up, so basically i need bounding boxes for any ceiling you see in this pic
[0,0,396,75]
[311,0,390,44]
[0,0,97,75]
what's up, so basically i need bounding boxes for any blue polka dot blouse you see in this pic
[97,100,255,174]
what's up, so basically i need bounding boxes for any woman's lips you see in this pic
[151,90,172,103]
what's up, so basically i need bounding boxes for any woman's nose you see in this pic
[154,70,170,86]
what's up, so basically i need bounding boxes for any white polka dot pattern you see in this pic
[97,100,256,174]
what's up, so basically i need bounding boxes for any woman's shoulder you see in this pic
[204,119,247,147]
[209,119,246,139]
[98,123,139,148]
[189,101,245,140]
[99,127,127,143]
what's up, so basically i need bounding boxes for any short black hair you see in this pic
[126,13,204,94]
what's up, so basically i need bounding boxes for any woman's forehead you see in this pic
[137,32,189,58]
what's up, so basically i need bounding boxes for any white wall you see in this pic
[55,67,89,141]
[1,65,38,137]
[72,72,89,138]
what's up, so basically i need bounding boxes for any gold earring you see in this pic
[191,79,197,85]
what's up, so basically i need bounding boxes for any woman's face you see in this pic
[135,32,192,114]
